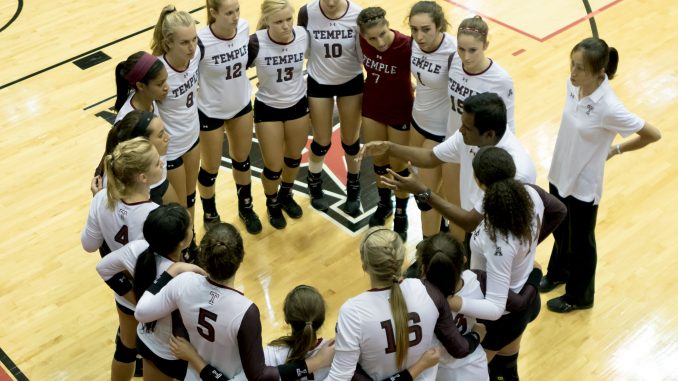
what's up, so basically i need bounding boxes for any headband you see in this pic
[124,53,159,86]
[132,111,155,138]
[458,26,486,36]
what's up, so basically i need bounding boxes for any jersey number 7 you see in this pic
[380,312,422,354]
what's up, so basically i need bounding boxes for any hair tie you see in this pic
[392,276,399,284]
[124,52,159,86]
[132,111,155,138]
[458,26,486,36]
[305,321,313,327]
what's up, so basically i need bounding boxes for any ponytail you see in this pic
[389,281,410,368]
[114,62,130,111]
[152,5,177,55]
[606,47,619,80]
[416,233,466,297]
[113,52,164,111]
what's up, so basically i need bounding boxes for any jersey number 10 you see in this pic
[323,43,342,58]
[380,312,423,354]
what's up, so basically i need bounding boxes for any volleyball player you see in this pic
[357,7,413,241]
[298,0,364,215]
[443,16,516,239]
[151,6,202,254]
[408,1,456,239]
[81,137,162,380]
[93,111,178,206]
[325,227,484,381]
[197,0,262,234]
[96,204,204,380]
[134,223,333,381]
[542,37,661,313]
[247,0,310,229]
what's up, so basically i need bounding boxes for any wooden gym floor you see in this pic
[0,0,676,380]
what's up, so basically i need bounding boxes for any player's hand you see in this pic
[315,339,336,368]
[447,295,462,312]
[90,175,103,196]
[167,262,207,277]
[533,261,542,270]
[356,141,390,162]
[472,322,486,342]
[382,162,427,194]
[170,336,200,362]
[417,346,441,369]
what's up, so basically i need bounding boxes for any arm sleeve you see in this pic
[602,101,645,137]
[459,240,512,320]
[472,269,540,313]
[432,132,462,164]
[325,304,362,381]
[95,243,139,295]
[247,34,259,68]
[297,5,308,28]
[526,183,566,244]
[134,271,179,323]
[81,198,103,252]
[423,281,477,359]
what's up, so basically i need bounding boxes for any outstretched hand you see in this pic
[356,141,390,163]
[381,162,428,195]
[167,262,207,277]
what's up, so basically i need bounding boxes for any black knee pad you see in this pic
[231,156,251,172]
[373,164,391,176]
[342,139,361,156]
[198,167,218,187]
[284,156,301,169]
[187,192,196,208]
[114,333,137,363]
[263,167,282,180]
[395,168,410,178]
[310,140,331,157]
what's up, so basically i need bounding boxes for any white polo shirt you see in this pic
[433,129,536,211]
[548,76,644,204]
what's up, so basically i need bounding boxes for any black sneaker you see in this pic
[342,179,361,217]
[539,275,565,293]
[203,212,221,231]
[546,295,593,313]
[266,198,287,229]
[280,193,303,219]
[368,203,393,227]
[393,214,408,242]
[307,173,329,211]
[239,205,262,234]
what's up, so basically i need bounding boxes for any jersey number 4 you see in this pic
[380,312,423,354]
[197,308,218,342]
[114,225,129,245]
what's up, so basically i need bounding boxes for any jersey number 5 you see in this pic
[197,308,218,342]
[380,312,423,354]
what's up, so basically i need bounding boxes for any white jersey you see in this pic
[548,76,644,204]
[446,56,515,137]
[298,0,362,85]
[135,272,284,381]
[198,20,253,119]
[463,186,544,321]
[157,50,201,160]
[114,92,160,123]
[249,26,309,108]
[81,190,158,253]
[327,278,472,381]
[411,33,456,137]
[434,271,488,381]
[432,129,536,211]
[95,240,178,360]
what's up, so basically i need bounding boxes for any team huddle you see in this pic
[80,0,661,380]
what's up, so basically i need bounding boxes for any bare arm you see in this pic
[608,122,661,160]
[358,141,444,168]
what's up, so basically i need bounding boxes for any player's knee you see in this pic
[114,334,137,363]
[263,166,282,181]
[373,164,391,176]
[310,140,331,157]
[198,168,218,187]
[342,139,361,156]
[284,156,301,169]
[187,192,196,208]
[231,156,251,172]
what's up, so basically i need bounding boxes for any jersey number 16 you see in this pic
[380,312,423,354]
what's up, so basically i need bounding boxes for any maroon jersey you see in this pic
[360,30,413,126]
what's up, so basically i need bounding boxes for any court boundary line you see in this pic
[442,0,623,42]
[0,5,205,90]
[0,0,22,33]
[0,346,28,381]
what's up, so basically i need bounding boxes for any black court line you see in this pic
[582,0,599,38]
[0,5,205,90]
[0,0,23,33]
[0,346,29,381]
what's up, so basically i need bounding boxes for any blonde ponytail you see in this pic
[151,5,195,55]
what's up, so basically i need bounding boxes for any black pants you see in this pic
[546,183,598,305]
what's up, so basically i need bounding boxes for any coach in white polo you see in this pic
[359,92,535,232]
